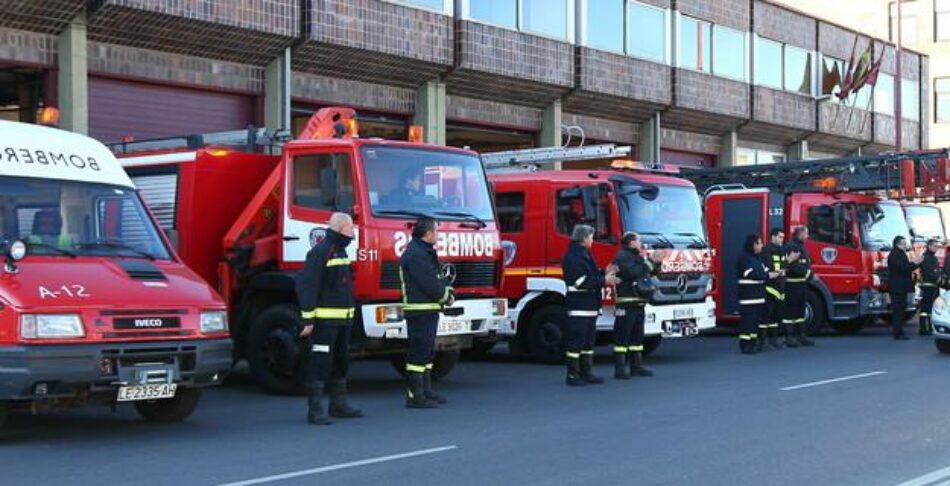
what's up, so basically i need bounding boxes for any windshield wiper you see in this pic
[434,211,487,229]
[637,232,675,249]
[376,210,434,220]
[24,242,77,258]
[73,242,155,260]
[674,232,709,249]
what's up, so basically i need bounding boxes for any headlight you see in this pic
[492,299,507,317]
[375,305,403,324]
[935,297,947,315]
[20,314,85,339]
[8,240,26,261]
[200,311,229,333]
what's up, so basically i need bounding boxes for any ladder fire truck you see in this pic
[679,149,950,335]
[480,144,716,362]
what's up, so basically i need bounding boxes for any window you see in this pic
[391,0,444,12]
[755,37,783,89]
[496,192,525,233]
[874,73,895,115]
[470,0,517,28]
[555,184,613,242]
[713,25,746,80]
[292,153,354,213]
[937,78,950,122]
[902,78,919,120]
[627,1,666,62]
[889,1,918,46]
[857,202,909,251]
[938,0,950,41]
[784,45,812,95]
[130,173,178,231]
[523,0,567,38]
[679,16,711,72]
[736,148,786,166]
[586,0,624,52]
[808,204,855,247]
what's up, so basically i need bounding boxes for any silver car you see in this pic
[930,290,950,354]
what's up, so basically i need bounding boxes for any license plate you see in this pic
[117,384,177,402]
[437,320,469,335]
[673,308,694,319]
[663,320,698,337]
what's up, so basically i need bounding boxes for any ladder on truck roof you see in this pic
[678,149,950,200]
[480,144,632,173]
[107,126,284,155]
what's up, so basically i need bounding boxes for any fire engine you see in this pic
[481,144,716,363]
[680,149,950,335]
[115,108,507,394]
[0,120,232,429]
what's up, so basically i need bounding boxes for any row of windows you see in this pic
[937,78,950,123]
[888,0,950,45]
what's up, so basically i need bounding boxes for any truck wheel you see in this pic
[390,349,461,381]
[936,339,950,354]
[134,388,201,423]
[246,304,305,395]
[462,340,496,359]
[642,335,662,356]
[802,291,827,336]
[525,305,568,364]
[830,317,869,335]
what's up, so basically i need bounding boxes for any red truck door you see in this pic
[498,185,551,282]
[549,182,620,296]
[705,190,769,318]
[798,200,863,301]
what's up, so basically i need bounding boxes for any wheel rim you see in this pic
[804,302,814,329]
[262,324,300,377]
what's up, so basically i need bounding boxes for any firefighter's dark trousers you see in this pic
[783,282,807,333]
[920,285,939,320]
[739,303,763,343]
[306,320,351,382]
[566,312,597,359]
[406,312,439,373]
[612,305,645,353]
[764,287,783,337]
[890,291,909,337]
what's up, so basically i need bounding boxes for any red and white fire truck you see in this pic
[0,120,232,429]
[481,145,716,362]
[681,150,950,335]
[115,108,507,394]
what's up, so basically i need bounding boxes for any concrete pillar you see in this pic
[719,130,738,167]
[540,98,563,148]
[638,113,661,164]
[264,48,291,131]
[786,140,809,161]
[413,81,446,145]
[58,12,87,134]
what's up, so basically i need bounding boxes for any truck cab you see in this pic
[0,120,231,428]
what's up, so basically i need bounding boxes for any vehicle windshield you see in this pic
[361,145,495,222]
[0,176,171,260]
[904,205,946,242]
[856,202,910,251]
[616,183,707,247]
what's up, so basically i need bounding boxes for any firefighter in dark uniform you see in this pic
[562,224,618,386]
[919,239,942,336]
[783,226,815,347]
[888,235,922,340]
[399,216,454,408]
[737,234,769,354]
[611,232,662,379]
[759,228,786,352]
[296,213,363,425]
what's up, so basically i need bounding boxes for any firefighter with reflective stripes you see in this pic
[737,234,769,354]
[783,226,815,347]
[399,216,454,408]
[758,228,786,351]
[918,238,941,336]
[562,224,618,386]
[611,232,661,379]
[296,213,363,425]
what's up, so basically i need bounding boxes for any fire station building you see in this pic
[0,0,930,166]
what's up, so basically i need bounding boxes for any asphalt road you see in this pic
[3,324,950,486]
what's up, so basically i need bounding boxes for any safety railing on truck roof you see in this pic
[480,144,634,173]
[106,126,291,156]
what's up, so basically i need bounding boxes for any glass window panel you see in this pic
[522,0,567,38]
[889,1,919,45]
[784,45,812,95]
[938,11,950,41]
[713,25,745,80]
[394,0,444,11]
[470,0,517,28]
[936,78,950,122]
[874,73,895,115]
[586,0,624,51]
[821,56,846,96]
[901,78,919,120]
[679,16,711,72]
[627,2,666,62]
[755,37,783,89]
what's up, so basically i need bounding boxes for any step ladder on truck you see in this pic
[113,108,508,394]
[678,149,950,336]
[478,144,717,362]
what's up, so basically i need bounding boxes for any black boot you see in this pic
[795,323,815,346]
[422,370,447,405]
[328,379,363,418]
[406,373,438,408]
[768,326,781,349]
[613,350,631,380]
[782,323,799,348]
[755,329,768,353]
[566,355,585,386]
[740,338,756,354]
[579,353,604,384]
[629,351,654,377]
[306,381,331,425]
[920,316,933,336]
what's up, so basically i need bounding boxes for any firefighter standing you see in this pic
[888,235,922,340]
[399,216,454,408]
[611,232,662,379]
[759,228,786,351]
[737,234,769,354]
[918,238,941,336]
[296,212,363,425]
[783,227,815,347]
[562,224,619,386]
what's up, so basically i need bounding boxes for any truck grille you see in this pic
[652,273,710,304]
[380,261,498,290]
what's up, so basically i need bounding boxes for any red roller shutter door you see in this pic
[89,77,255,143]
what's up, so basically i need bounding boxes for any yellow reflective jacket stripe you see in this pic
[313,307,355,319]
[765,286,785,300]
[326,258,351,267]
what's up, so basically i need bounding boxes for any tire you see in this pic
[134,387,201,423]
[462,339,496,359]
[525,305,568,364]
[642,335,662,356]
[830,316,870,335]
[802,291,827,336]
[390,349,461,381]
[245,304,305,395]
[936,339,950,354]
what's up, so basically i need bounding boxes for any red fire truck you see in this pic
[115,108,507,394]
[0,120,232,429]
[481,145,716,362]
[681,150,950,335]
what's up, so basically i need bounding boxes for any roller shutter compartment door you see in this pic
[89,77,254,143]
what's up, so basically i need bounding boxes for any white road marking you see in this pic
[896,464,950,486]
[779,371,888,391]
[217,445,458,486]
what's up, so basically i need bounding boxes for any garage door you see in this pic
[89,77,256,143]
